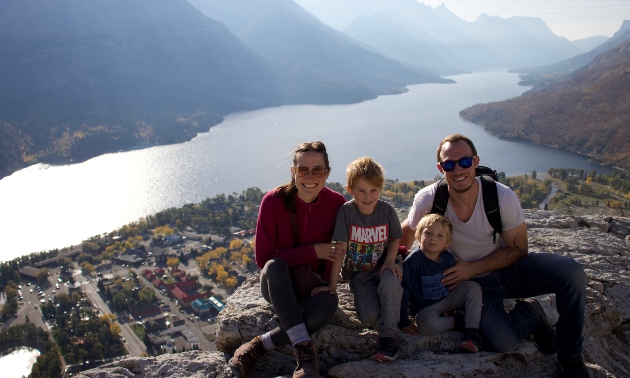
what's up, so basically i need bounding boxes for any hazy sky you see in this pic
[420,0,630,40]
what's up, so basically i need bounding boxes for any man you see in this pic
[401,134,588,377]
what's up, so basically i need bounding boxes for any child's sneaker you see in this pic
[460,329,482,353]
[372,337,398,362]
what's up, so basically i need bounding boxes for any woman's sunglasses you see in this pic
[294,166,329,178]
[439,156,475,172]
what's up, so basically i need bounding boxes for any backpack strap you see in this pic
[480,176,502,243]
[431,178,449,215]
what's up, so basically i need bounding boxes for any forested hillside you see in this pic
[460,38,630,170]
[0,0,431,180]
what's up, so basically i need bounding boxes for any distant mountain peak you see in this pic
[475,13,500,22]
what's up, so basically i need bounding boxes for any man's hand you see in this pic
[379,260,402,281]
[402,323,419,336]
[442,260,477,289]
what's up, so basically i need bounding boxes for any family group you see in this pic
[228,134,588,378]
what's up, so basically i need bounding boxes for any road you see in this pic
[73,265,146,357]
[133,264,214,351]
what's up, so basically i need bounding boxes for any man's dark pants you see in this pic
[472,252,586,356]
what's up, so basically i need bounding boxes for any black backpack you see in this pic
[431,166,502,243]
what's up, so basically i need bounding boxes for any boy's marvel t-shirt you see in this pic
[332,199,403,274]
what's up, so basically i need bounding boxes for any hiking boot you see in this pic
[229,335,266,378]
[516,298,557,354]
[558,353,589,378]
[372,336,399,362]
[293,341,319,378]
[460,329,482,353]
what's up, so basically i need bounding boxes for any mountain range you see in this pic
[294,0,584,73]
[510,20,630,87]
[460,37,630,170]
[0,0,627,180]
[0,0,447,179]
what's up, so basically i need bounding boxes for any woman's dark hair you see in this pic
[279,141,330,213]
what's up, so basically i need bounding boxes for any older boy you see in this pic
[325,156,403,362]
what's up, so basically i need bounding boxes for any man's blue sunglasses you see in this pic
[440,156,474,172]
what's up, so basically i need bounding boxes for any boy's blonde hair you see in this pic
[346,156,385,189]
[415,213,453,244]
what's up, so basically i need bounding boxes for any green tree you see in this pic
[82,241,100,253]
[57,255,72,268]
[72,291,82,304]
[37,268,50,283]
[56,293,72,308]
[138,287,157,304]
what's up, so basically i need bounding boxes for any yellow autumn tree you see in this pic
[225,277,238,289]
[197,254,210,271]
[229,239,243,250]
[242,255,251,266]
[167,257,180,268]
[214,247,228,256]
[154,226,174,237]
[81,262,95,275]
[110,323,121,336]
[100,313,117,324]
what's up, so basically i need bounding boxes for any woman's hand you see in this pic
[403,323,419,336]
[314,241,346,262]
[311,285,337,296]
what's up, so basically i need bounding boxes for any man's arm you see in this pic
[442,221,528,289]
[400,219,416,250]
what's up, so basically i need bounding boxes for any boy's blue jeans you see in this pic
[472,252,586,356]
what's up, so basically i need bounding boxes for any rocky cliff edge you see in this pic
[76,211,630,377]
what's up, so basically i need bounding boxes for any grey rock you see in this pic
[74,351,232,377]
[76,212,630,378]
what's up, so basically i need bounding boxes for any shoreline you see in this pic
[457,112,622,173]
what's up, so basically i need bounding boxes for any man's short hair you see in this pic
[436,134,478,162]
[415,213,453,244]
[346,156,385,189]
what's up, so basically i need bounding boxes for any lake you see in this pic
[0,348,40,377]
[0,71,611,261]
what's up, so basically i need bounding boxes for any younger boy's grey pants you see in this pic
[415,280,482,335]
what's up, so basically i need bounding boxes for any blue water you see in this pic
[0,71,611,260]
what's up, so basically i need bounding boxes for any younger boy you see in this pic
[327,157,403,361]
[398,213,483,352]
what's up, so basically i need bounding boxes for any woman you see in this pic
[229,141,346,378]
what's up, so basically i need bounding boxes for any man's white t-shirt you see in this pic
[406,177,525,263]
